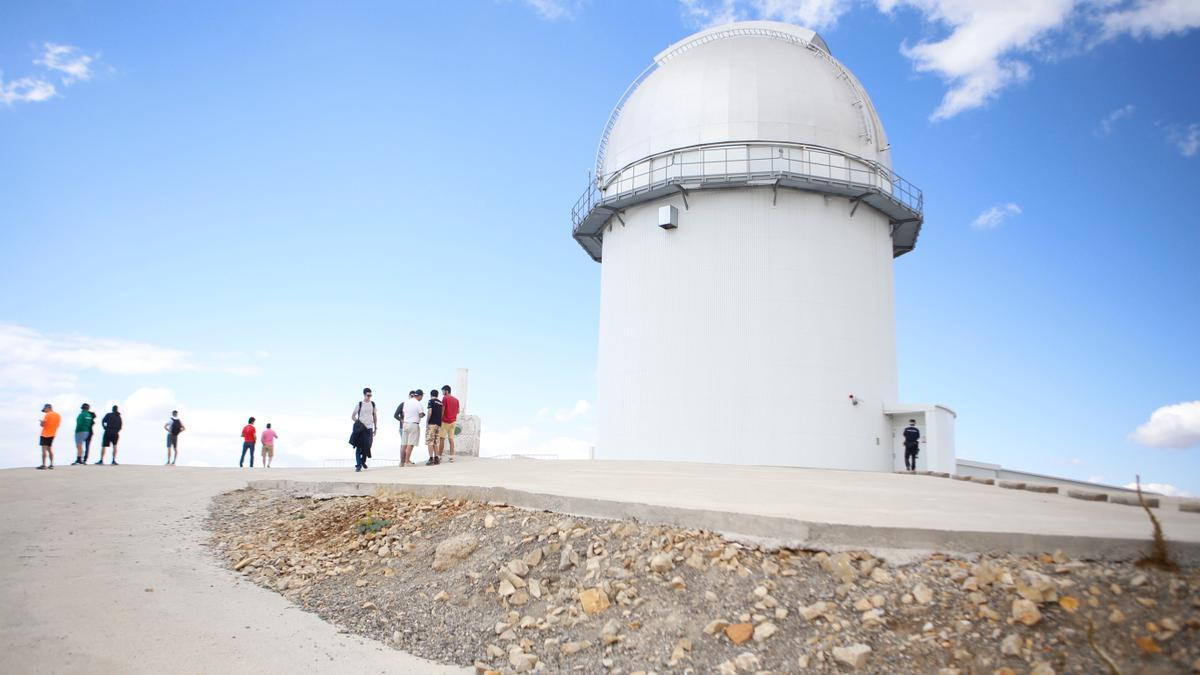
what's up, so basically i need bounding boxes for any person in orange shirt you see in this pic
[37,403,62,470]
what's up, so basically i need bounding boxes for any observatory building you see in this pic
[570,21,956,472]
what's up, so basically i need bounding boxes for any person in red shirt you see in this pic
[239,417,257,468]
[440,385,460,463]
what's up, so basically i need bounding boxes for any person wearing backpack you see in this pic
[351,387,377,471]
[164,410,185,465]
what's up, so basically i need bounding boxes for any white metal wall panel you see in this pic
[597,188,898,470]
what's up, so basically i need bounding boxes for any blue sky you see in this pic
[1,1,1197,493]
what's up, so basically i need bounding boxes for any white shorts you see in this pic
[403,423,420,445]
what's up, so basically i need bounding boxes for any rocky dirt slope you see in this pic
[208,487,1199,674]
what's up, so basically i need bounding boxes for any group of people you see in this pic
[35,403,128,469]
[349,384,460,472]
[237,417,279,468]
[35,403,189,469]
[36,384,464,471]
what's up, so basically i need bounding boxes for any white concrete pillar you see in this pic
[455,368,469,414]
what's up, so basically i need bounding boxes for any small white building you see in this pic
[570,21,955,472]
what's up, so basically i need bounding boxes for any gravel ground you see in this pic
[208,487,1200,674]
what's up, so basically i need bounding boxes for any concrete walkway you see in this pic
[250,457,1200,563]
[2,458,1197,672]
[0,464,466,675]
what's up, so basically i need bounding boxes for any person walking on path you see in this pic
[260,423,277,468]
[440,385,460,463]
[903,419,923,472]
[96,405,122,465]
[351,388,377,471]
[425,389,444,466]
[164,411,185,465]
[72,403,96,465]
[37,404,62,470]
[399,390,424,467]
[240,417,257,467]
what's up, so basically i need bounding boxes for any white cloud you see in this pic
[1096,103,1135,137]
[0,323,263,383]
[675,1,1197,120]
[1164,123,1200,158]
[480,424,593,459]
[34,43,96,84]
[518,0,584,20]
[752,0,851,29]
[1101,0,1200,39]
[1123,481,1192,497]
[1129,401,1200,449]
[0,74,56,105]
[881,0,1076,120]
[970,202,1022,230]
[680,0,742,26]
[1086,474,1106,483]
[1,42,99,107]
[681,0,849,28]
[554,399,591,422]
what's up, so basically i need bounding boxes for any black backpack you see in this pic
[170,418,183,434]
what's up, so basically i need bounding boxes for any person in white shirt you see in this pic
[400,390,424,467]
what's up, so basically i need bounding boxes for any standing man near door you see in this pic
[903,419,922,472]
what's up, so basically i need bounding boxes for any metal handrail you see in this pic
[573,141,922,234]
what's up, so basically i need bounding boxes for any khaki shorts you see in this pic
[425,424,441,446]
[262,444,274,456]
[403,423,420,445]
[441,422,455,438]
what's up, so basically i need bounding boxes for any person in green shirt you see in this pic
[72,403,96,466]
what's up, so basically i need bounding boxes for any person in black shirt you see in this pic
[425,389,444,466]
[903,419,922,472]
[97,405,122,465]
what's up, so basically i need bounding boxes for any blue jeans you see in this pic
[240,441,255,467]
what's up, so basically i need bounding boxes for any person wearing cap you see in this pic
[72,403,96,465]
[37,404,62,470]
[393,390,414,465]
[399,389,424,467]
[902,419,923,472]
[351,388,377,471]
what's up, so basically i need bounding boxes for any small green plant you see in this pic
[355,514,391,534]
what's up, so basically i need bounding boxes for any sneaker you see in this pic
[433,456,441,465]
[48,465,54,470]
[94,460,104,465]
[355,466,362,473]
[447,457,454,463]
[111,461,119,466]
[36,465,46,470]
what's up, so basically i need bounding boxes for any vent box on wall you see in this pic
[658,205,678,230]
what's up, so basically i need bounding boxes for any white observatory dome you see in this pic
[598,21,891,179]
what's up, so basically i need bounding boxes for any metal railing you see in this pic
[573,141,922,235]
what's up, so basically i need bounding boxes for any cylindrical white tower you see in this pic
[570,22,925,470]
